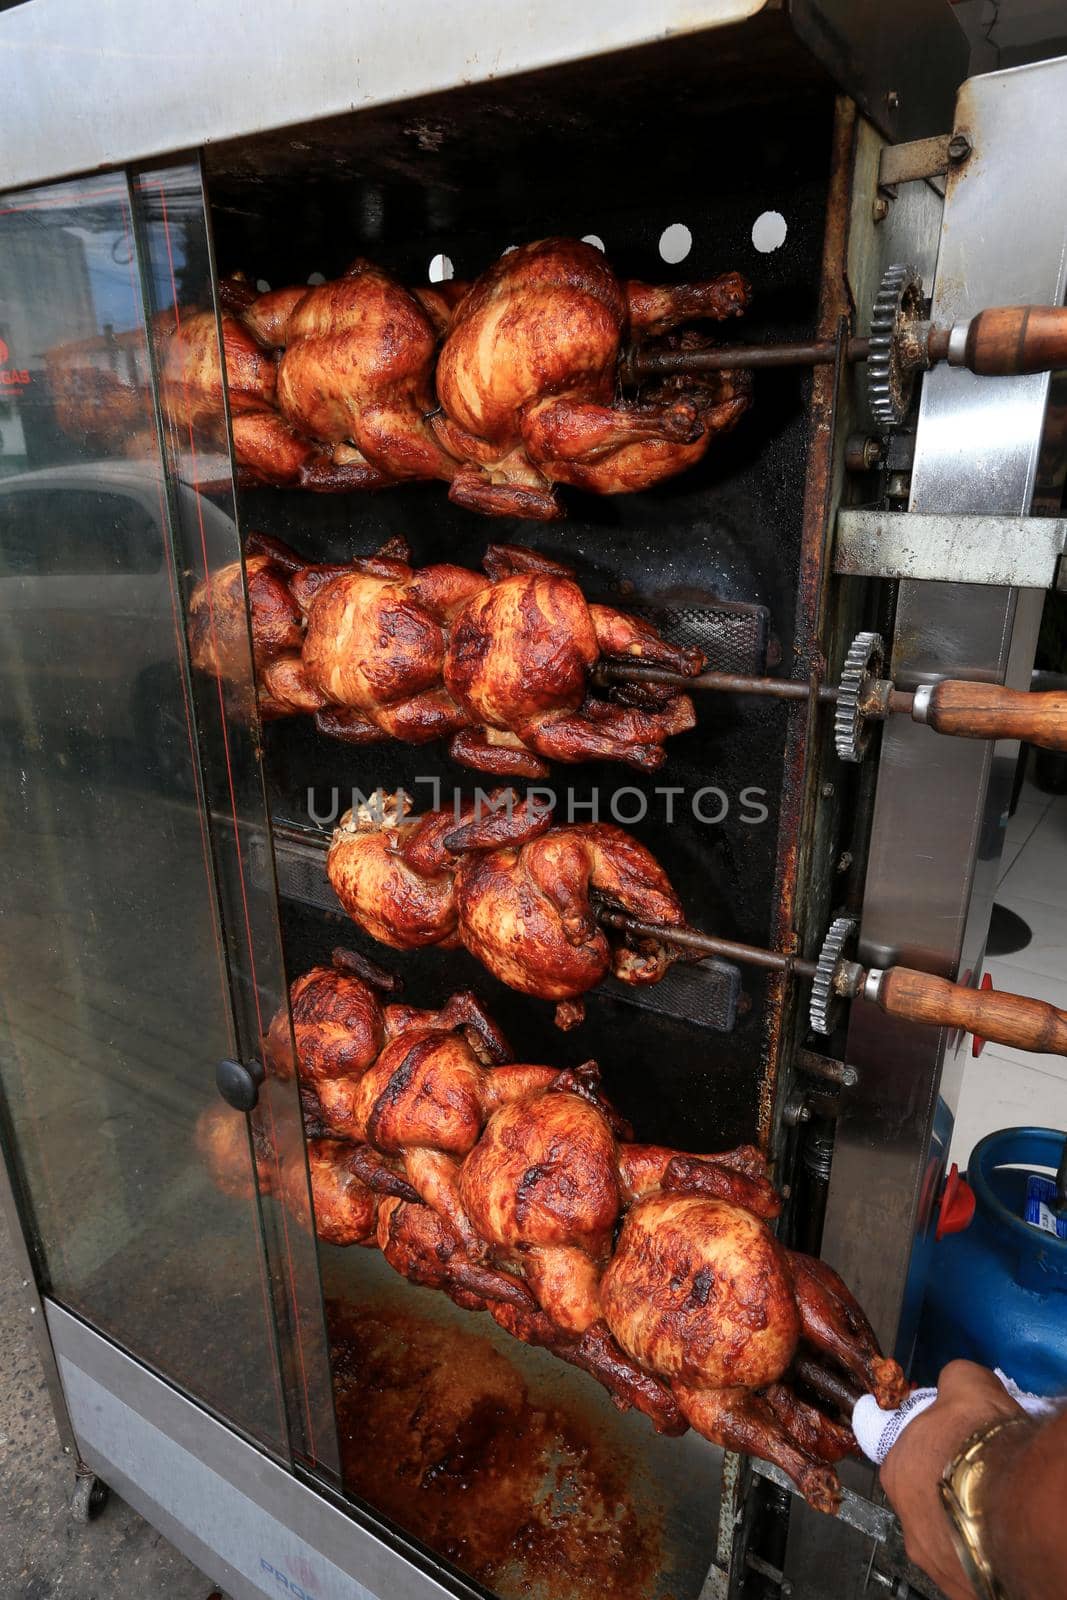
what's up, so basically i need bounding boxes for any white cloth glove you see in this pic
[852,1369,1060,1466]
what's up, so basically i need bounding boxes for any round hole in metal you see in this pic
[751,211,788,253]
[658,223,692,264]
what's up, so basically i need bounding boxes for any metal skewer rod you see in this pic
[594,659,914,718]
[600,911,1067,1059]
[627,304,1067,384]
[626,336,870,378]
[793,1355,862,1414]
[596,908,820,980]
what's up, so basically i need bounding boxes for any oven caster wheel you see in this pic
[71,1471,110,1524]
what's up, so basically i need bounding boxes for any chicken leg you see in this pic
[673,1383,843,1515]
[788,1252,908,1410]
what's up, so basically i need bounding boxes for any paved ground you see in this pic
[0,1210,220,1600]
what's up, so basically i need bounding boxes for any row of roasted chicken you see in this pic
[193,529,703,779]
[198,951,906,1515]
[47,237,753,521]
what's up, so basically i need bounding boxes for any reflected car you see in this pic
[0,459,239,788]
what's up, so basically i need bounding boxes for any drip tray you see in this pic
[260,828,742,1034]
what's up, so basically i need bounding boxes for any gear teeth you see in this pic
[809,915,858,1037]
[834,630,884,764]
[867,263,922,432]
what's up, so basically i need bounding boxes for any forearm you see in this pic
[982,1406,1067,1600]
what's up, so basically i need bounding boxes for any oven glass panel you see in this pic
[0,171,293,1460]
[130,159,342,1478]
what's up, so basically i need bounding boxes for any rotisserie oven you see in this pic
[2,4,1067,1598]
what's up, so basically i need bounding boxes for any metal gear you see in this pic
[866,263,926,431]
[809,915,858,1037]
[834,630,886,764]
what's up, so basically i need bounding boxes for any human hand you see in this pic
[880,1360,1025,1600]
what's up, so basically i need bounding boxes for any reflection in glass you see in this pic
[0,173,289,1456]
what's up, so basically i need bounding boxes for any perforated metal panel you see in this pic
[602,960,741,1032]
[633,600,770,676]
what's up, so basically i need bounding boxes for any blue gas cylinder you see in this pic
[916,1126,1067,1396]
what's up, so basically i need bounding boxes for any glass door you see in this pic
[0,166,338,1477]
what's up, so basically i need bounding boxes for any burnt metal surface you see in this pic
[629,601,769,678]
[321,1245,721,1600]
[763,96,857,1162]
[204,18,829,218]
[208,83,837,1156]
[788,0,968,144]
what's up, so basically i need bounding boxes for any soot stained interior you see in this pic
[204,29,835,1151]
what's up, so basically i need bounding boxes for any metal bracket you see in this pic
[750,1459,896,1544]
[878,132,971,191]
[834,508,1067,587]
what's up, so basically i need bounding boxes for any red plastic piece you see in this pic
[972,971,995,1057]
[936,1162,977,1241]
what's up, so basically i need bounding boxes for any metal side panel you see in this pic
[46,1300,474,1600]
[786,56,1067,1600]
[0,0,766,191]
[826,50,1067,1369]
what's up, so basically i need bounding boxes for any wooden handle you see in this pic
[924,680,1067,752]
[963,306,1067,376]
[876,967,1067,1056]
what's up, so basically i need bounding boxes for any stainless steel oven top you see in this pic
[0,0,966,191]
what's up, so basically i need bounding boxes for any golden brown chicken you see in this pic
[187,549,304,694]
[327,790,684,1027]
[306,1139,378,1245]
[226,261,458,491]
[432,237,753,519]
[53,244,752,515]
[190,533,701,774]
[442,543,700,775]
[240,963,906,1508]
[459,1091,778,1335]
[600,1195,903,1512]
[161,308,311,486]
[161,300,384,491]
[224,242,752,517]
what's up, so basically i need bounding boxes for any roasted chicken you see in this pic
[203,955,907,1509]
[225,262,459,491]
[160,306,380,490]
[432,237,753,519]
[217,240,751,516]
[50,240,752,515]
[326,790,684,1026]
[189,533,702,775]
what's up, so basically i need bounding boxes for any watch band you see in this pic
[938,1414,1031,1600]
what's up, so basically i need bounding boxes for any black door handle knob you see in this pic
[215,1057,266,1112]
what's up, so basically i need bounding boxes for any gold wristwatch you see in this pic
[938,1415,1030,1600]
